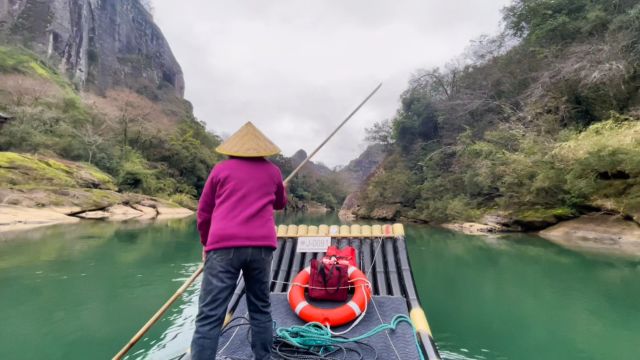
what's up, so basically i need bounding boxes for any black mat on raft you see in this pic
[217,293,421,360]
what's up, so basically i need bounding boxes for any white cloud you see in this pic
[152,0,511,167]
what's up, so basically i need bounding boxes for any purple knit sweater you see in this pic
[197,157,287,251]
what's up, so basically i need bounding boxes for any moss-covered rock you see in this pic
[510,207,577,231]
[0,46,72,91]
[0,152,116,190]
[0,151,192,232]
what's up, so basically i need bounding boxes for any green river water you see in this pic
[0,213,638,360]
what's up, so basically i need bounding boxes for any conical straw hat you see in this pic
[215,121,281,157]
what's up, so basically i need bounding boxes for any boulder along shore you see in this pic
[0,199,193,236]
[0,152,193,236]
[443,213,640,258]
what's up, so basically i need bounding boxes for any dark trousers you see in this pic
[191,247,274,360]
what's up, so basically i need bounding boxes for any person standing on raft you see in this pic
[191,122,287,360]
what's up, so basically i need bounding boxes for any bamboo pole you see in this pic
[283,82,382,184]
[112,265,203,360]
[112,83,382,360]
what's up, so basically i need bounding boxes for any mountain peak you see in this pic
[291,149,308,166]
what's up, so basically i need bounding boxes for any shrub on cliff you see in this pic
[0,46,221,203]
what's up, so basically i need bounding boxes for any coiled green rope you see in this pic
[275,314,425,360]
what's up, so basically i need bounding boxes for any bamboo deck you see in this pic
[206,223,441,360]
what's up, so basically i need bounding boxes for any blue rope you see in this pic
[275,315,425,360]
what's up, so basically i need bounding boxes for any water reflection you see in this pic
[406,224,640,360]
[128,264,201,360]
[0,215,638,360]
[0,217,200,360]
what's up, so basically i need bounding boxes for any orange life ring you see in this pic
[287,265,371,327]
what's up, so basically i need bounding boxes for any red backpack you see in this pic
[323,246,357,267]
[309,259,349,301]
[308,246,358,302]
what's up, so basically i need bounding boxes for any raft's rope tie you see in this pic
[275,314,424,360]
[371,295,403,360]
[217,316,375,359]
[367,238,403,360]
[325,237,383,337]
[325,281,371,336]
[271,277,370,290]
[273,277,373,336]
[367,237,383,278]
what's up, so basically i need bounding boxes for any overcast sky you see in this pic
[152,0,511,167]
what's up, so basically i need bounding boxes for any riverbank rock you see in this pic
[539,214,640,258]
[369,204,402,221]
[0,205,80,235]
[75,205,148,221]
[442,222,503,235]
[339,193,360,221]
[75,209,111,220]
[131,204,159,220]
[0,202,193,234]
[106,205,146,221]
[306,201,329,214]
[338,209,356,221]
[0,196,193,234]
[442,209,578,235]
[591,198,640,226]
[0,188,121,210]
[48,207,84,215]
[480,209,577,232]
[156,205,194,220]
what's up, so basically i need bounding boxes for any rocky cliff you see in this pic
[337,144,387,220]
[0,0,184,98]
[338,144,386,192]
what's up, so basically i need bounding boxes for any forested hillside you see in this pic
[355,0,640,229]
[0,1,346,212]
[0,45,221,209]
[0,1,223,210]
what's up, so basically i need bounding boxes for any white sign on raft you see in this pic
[296,237,331,253]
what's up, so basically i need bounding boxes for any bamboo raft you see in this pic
[180,223,440,360]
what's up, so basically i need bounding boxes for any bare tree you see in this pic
[1,74,62,106]
[101,92,154,158]
[464,33,517,65]
[365,119,394,148]
[410,64,463,101]
[73,122,105,164]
